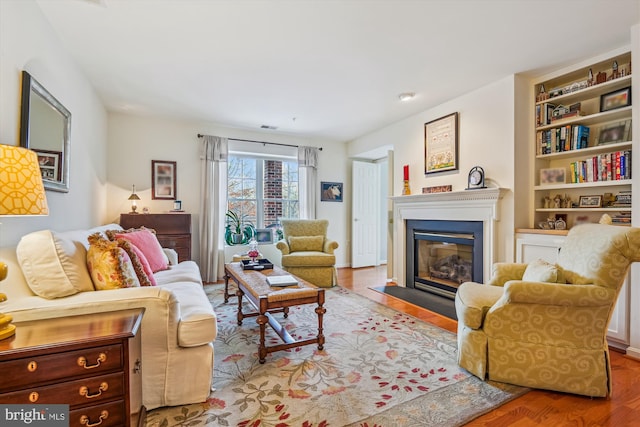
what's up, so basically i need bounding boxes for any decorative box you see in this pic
[241,259,274,270]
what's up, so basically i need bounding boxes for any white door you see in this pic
[351,160,378,268]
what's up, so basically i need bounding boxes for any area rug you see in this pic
[146,285,526,427]
[370,285,458,320]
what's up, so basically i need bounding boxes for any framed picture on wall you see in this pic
[34,149,62,182]
[425,112,459,174]
[321,182,343,202]
[152,160,177,200]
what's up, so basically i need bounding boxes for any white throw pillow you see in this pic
[522,258,565,283]
[17,229,96,299]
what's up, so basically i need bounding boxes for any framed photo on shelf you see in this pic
[254,228,274,244]
[425,112,458,174]
[600,86,631,112]
[34,149,62,182]
[578,195,602,208]
[321,182,343,202]
[539,167,566,185]
[597,120,631,145]
[152,160,177,200]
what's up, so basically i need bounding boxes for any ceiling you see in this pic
[36,0,639,142]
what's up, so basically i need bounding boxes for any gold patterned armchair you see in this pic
[455,224,640,397]
[275,219,338,288]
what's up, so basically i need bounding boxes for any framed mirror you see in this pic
[20,71,71,192]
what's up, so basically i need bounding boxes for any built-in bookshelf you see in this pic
[532,50,633,229]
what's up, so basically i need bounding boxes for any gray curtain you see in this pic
[298,146,319,219]
[199,135,228,282]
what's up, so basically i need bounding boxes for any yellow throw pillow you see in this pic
[522,258,565,283]
[87,235,141,290]
[288,235,324,252]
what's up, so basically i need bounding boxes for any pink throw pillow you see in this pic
[117,239,157,286]
[115,229,168,273]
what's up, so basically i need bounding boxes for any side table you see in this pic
[0,309,145,427]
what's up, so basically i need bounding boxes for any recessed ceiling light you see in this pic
[398,92,415,101]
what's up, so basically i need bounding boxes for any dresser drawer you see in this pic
[0,372,124,407]
[156,234,190,249]
[70,399,126,427]
[0,344,123,392]
[157,235,191,261]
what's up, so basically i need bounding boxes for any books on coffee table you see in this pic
[266,275,299,287]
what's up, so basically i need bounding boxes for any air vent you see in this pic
[260,125,278,130]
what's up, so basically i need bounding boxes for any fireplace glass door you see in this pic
[415,232,474,297]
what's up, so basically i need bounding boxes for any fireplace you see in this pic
[406,220,483,299]
[391,188,504,301]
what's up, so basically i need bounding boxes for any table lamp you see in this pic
[128,184,140,214]
[0,144,49,340]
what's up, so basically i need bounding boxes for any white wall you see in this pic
[0,0,108,247]
[106,113,349,268]
[348,75,518,264]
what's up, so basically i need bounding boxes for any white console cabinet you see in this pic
[515,230,629,349]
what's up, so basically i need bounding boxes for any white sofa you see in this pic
[0,224,217,410]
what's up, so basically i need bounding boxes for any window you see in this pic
[227,154,299,228]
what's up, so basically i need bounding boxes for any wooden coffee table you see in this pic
[224,263,325,363]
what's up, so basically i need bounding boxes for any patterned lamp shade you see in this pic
[0,144,49,215]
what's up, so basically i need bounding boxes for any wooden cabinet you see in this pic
[0,309,144,427]
[120,213,191,262]
[532,49,633,229]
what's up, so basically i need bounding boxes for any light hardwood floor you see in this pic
[338,266,640,427]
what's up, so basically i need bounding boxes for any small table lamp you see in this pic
[0,144,49,340]
[128,184,140,214]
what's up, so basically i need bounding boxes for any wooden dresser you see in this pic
[0,309,145,427]
[120,213,191,262]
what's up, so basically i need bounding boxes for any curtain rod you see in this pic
[197,134,322,151]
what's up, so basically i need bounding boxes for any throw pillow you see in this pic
[114,229,168,273]
[86,235,141,290]
[522,258,566,283]
[116,238,157,286]
[106,226,156,241]
[288,235,324,252]
[16,230,96,299]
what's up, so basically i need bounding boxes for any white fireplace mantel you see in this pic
[390,188,507,286]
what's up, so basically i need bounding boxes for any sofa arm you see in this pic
[323,239,339,254]
[487,262,528,286]
[275,239,290,255]
[499,281,616,307]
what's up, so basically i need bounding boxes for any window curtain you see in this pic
[199,135,228,282]
[298,146,318,219]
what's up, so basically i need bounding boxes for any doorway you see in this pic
[351,150,391,270]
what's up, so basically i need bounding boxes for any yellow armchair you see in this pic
[276,219,339,288]
[455,224,640,397]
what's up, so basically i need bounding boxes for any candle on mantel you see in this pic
[403,165,409,181]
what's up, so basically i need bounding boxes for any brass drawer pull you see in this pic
[79,382,108,399]
[27,360,37,372]
[79,410,108,427]
[29,391,39,402]
[77,353,107,369]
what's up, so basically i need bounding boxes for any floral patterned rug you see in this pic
[146,285,527,427]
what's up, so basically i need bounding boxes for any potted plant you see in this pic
[225,210,255,245]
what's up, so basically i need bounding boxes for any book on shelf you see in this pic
[536,124,590,155]
[266,275,299,287]
[568,150,631,183]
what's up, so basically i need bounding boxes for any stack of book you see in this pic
[266,275,299,287]
[611,212,631,225]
